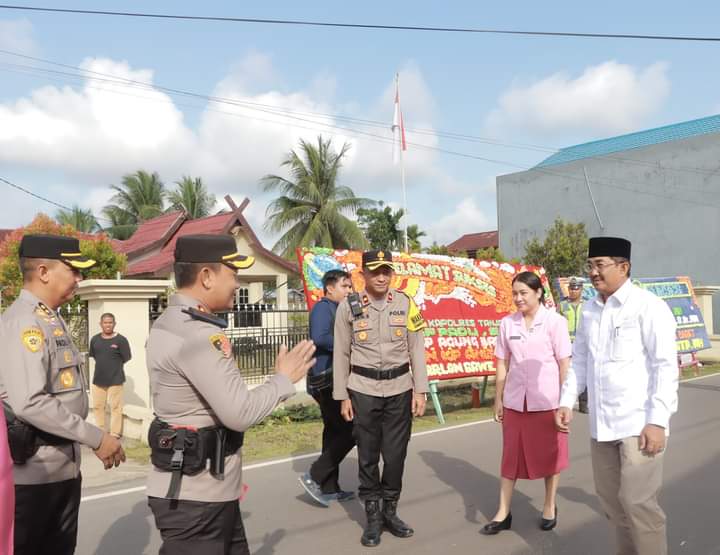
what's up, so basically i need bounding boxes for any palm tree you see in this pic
[55,205,100,233]
[261,136,375,257]
[102,170,165,238]
[406,224,427,252]
[168,176,216,219]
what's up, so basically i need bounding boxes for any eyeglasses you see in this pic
[583,261,618,274]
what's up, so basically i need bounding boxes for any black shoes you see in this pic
[540,506,557,531]
[361,500,383,547]
[481,512,512,535]
[382,500,414,538]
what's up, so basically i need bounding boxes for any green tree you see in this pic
[523,218,589,279]
[0,214,127,307]
[55,205,100,233]
[406,225,426,252]
[473,246,518,263]
[357,202,404,250]
[168,176,216,219]
[424,242,451,255]
[102,170,166,238]
[261,136,374,257]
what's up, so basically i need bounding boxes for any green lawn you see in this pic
[124,363,719,465]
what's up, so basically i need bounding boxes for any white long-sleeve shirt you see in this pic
[560,279,679,441]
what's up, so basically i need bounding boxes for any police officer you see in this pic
[146,234,315,555]
[559,277,588,413]
[0,234,125,555]
[333,250,429,548]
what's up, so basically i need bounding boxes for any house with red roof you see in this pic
[446,230,499,258]
[114,196,298,308]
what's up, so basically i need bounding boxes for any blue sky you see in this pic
[1,1,720,247]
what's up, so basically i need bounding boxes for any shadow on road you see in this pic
[95,499,151,555]
[254,528,287,555]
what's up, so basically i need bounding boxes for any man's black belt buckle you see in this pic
[351,363,410,380]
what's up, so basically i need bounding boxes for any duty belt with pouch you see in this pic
[2,400,73,465]
[351,363,410,380]
[148,417,245,500]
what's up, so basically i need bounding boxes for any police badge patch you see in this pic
[209,333,232,358]
[59,369,75,389]
[21,327,44,353]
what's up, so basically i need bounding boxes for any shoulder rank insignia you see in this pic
[22,327,44,353]
[182,307,228,328]
[209,333,232,358]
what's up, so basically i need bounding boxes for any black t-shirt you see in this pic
[89,334,132,387]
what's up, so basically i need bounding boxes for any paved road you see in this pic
[77,374,720,554]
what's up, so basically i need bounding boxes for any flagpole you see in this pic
[396,73,409,253]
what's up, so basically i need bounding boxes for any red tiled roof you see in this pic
[447,230,499,252]
[113,211,185,255]
[126,212,233,276]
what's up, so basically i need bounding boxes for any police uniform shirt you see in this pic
[0,289,103,485]
[333,289,429,400]
[146,293,296,503]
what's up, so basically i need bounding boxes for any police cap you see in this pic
[362,249,395,271]
[19,234,96,269]
[174,234,255,270]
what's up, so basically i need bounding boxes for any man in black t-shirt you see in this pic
[89,313,131,438]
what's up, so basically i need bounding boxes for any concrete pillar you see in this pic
[77,279,171,441]
[694,285,720,336]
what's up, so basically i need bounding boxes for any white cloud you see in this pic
[425,197,494,245]
[485,61,670,136]
[0,54,478,248]
[0,19,36,54]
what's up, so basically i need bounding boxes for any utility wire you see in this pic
[1,5,720,42]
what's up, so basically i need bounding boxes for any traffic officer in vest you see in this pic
[559,277,588,413]
[146,234,315,555]
[0,234,126,555]
[333,249,429,548]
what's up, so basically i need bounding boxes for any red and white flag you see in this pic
[392,78,407,165]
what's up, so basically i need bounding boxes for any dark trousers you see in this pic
[350,389,413,502]
[14,476,82,555]
[149,497,249,555]
[309,388,356,494]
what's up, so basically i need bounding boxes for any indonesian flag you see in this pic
[392,79,407,165]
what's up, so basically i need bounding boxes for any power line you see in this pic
[2,5,720,42]
[5,47,720,182]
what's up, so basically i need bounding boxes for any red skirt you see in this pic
[501,406,568,480]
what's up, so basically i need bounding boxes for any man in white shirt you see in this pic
[556,236,678,555]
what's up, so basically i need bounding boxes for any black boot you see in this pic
[361,500,383,547]
[382,499,414,538]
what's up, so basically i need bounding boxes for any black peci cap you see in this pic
[174,234,255,270]
[19,234,96,269]
[588,237,632,260]
[362,249,395,271]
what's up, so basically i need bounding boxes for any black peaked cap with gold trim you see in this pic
[362,249,395,271]
[19,234,96,269]
[174,234,255,270]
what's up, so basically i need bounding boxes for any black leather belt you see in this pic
[351,363,409,380]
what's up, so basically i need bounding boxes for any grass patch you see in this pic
[124,364,720,465]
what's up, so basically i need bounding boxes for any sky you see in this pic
[1,1,720,249]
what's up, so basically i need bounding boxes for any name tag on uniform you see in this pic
[391,316,405,325]
[509,335,521,340]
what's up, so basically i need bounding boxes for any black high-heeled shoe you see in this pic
[540,506,557,531]
[480,512,512,535]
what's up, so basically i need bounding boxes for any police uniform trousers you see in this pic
[14,475,82,555]
[148,497,250,555]
[349,389,413,502]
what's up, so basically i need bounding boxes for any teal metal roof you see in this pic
[536,114,720,168]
